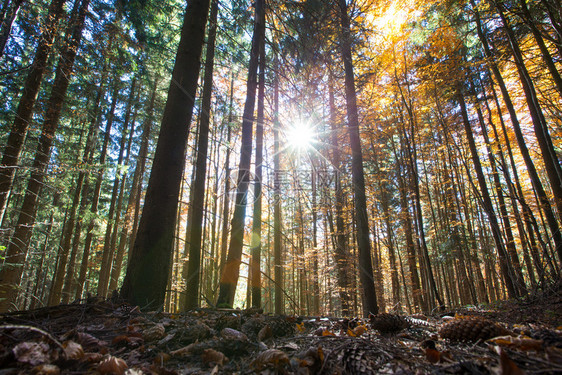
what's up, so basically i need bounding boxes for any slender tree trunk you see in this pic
[0,0,24,58]
[182,0,219,311]
[337,0,378,316]
[216,0,264,307]
[218,77,234,283]
[75,78,120,300]
[120,0,210,309]
[249,24,265,308]
[497,3,562,245]
[0,0,89,312]
[328,79,352,316]
[0,0,65,220]
[458,88,519,298]
[273,54,283,314]
[473,1,562,268]
[98,78,137,298]
[109,78,158,296]
[396,157,424,311]
[518,0,562,96]
[472,94,526,293]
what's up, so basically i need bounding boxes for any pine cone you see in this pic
[439,317,509,342]
[369,313,410,334]
[338,342,389,374]
[265,316,295,337]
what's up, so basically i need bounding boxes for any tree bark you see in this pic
[273,54,283,314]
[182,0,219,311]
[458,88,519,298]
[98,77,137,297]
[75,78,120,300]
[249,22,265,308]
[216,0,264,307]
[473,1,562,267]
[0,0,24,58]
[0,0,65,220]
[337,0,378,316]
[120,0,210,309]
[0,0,89,312]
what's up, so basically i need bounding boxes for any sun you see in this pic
[285,120,316,152]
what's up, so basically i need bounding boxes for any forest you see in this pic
[0,0,561,320]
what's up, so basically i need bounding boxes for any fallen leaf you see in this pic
[75,332,107,350]
[83,352,104,363]
[349,325,367,337]
[424,348,442,364]
[258,325,273,341]
[495,346,525,375]
[97,355,128,375]
[62,340,84,360]
[296,322,306,332]
[153,352,171,366]
[13,341,51,366]
[322,329,336,336]
[250,349,289,372]
[31,364,60,375]
[488,335,543,351]
[201,348,227,366]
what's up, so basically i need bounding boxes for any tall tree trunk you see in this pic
[458,88,519,298]
[328,78,352,316]
[109,77,158,296]
[0,0,89,312]
[0,0,65,220]
[249,24,265,308]
[75,78,120,300]
[337,0,378,316]
[497,3,562,249]
[518,0,562,96]
[396,155,424,311]
[120,0,210,309]
[273,54,283,314]
[182,0,219,311]
[98,77,137,298]
[473,1,562,268]
[0,0,24,58]
[472,93,526,293]
[216,0,264,307]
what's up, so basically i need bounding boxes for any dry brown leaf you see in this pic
[348,325,367,337]
[97,355,128,375]
[495,346,525,375]
[142,324,166,342]
[258,325,273,341]
[62,340,84,360]
[321,329,336,336]
[250,349,289,372]
[83,352,104,363]
[488,335,543,351]
[153,352,171,366]
[75,332,107,350]
[31,364,60,375]
[112,334,143,346]
[201,348,227,366]
[13,341,51,366]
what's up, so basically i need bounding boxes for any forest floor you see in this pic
[0,284,561,374]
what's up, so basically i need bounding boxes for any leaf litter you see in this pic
[0,290,560,374]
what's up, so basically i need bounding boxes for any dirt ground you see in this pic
[0,284,561,374]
